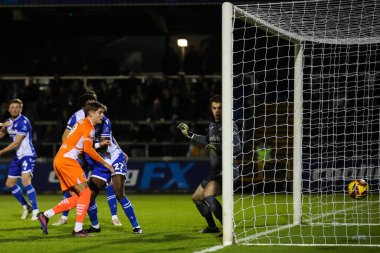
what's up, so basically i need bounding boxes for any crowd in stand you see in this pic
[0,74,221,157]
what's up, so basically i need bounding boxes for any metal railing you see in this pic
[0,141,202,158]
[0,73,222,88]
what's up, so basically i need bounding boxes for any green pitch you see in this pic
[0,194,379,253]
[234,193,380,245]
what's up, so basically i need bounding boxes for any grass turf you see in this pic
[0,194,379,253]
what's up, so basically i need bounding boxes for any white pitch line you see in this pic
[193,244,228,253]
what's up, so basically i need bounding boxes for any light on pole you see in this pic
[177,38,188,72]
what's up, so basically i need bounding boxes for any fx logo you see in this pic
[140,162,194,189]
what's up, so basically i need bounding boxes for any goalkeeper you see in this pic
[178,94,241,234]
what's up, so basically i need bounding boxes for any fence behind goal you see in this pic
[222,0,380,247]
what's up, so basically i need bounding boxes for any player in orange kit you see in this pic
[37,101,113,237]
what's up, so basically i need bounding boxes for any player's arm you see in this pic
[62,115,77,142]
[83,139,114,173]
[192,134,207,145]
[94,137,111,158]
[95,137,111,149]
[82,127,113,172]
[0,134,25,156]
[0,121,11,128]
[0,121,11,139]
[111,136,129,162]
[0,127,7,139]
[95,116,112,149]
[61,128,70,142]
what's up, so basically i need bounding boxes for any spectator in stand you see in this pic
[37,86,57,120]
[147,98,165,122]
[127,92,145,121]
[170,95,182,120]
[145,120,162,156]
[166,122,182,143]
[163,122,184,156]
[128,124,145,157]
[129,124,144,142]
[145,120,161,143]
[160,87,173,120]
[185,90,201,120]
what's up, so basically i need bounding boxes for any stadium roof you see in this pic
[0,4,223,36]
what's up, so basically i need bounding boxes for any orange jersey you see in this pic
[60,117,95,159]
[58,117,103,163]
[54,117,105,191]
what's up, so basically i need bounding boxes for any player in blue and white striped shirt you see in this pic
[0,99,39,220]
[85,115,142,234]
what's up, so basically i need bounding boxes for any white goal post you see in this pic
[222,0,380,247]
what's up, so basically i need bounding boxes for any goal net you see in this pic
[222,0,380,246]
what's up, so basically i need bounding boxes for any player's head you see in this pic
[8,98,23,118]
[85,101,107,125]
[79,91,97,108]
[210,94,222,122]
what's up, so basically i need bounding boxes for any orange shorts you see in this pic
[53,153,87,192]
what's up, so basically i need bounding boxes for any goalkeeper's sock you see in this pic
[204,196,223,224]
[106,185,118,216]
[61,190,72,217]
[118,196,139,228]
[24,184,38,210]
[9,185,28,206]
[196,201,216,228]
[87,200,99,227]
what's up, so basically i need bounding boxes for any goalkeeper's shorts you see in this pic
[201,173,222,188]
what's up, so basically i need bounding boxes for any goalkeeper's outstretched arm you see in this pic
[191,134,207,145]
[177,122,207,144]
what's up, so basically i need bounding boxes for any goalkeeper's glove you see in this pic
[205,144,217,153]
[177,123,193,139]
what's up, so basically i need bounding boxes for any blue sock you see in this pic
[87,200,99,226]
[9,185,28,206]
[24,184,38,210]
[62,191,71,217]
[106,185,117,216]
[118,196,139,228]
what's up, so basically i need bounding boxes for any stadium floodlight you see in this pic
[222,0,380,247]
[177,39,188,48]
[177,39,188,72]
